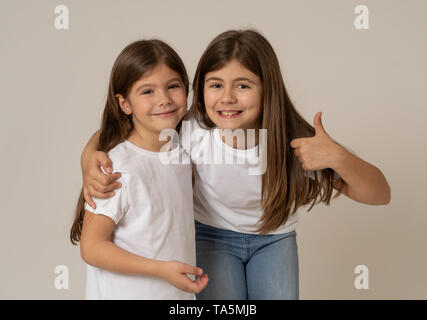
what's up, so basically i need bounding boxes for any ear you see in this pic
[115,94,132,115]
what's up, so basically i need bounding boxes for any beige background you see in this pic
[1,0,426,299]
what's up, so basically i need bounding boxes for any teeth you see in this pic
[221,111,239,116]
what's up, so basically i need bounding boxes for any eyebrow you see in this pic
[205,76,257,84]
[135,77,182,92]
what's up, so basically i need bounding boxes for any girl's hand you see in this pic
[82,150,122,209]
[159,260,209,294]
[290,112,345,171]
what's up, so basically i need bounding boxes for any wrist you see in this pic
[150,260,166,279]
[331,143,351,171]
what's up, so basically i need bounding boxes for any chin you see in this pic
[217,123,240,131]
[152,119,180,131]
[212,118,248,131]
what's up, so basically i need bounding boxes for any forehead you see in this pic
[138,63,181,82]
[205,60,259,81]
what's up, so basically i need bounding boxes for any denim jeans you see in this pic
[195,220,299,300]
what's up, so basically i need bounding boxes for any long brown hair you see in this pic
[70,39,189,245]
[191,29,346,234]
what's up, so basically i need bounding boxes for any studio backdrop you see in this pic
[0,0,426,299]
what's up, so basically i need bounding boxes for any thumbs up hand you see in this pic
[290,112,344,171]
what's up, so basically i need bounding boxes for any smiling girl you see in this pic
[70,39,208,299]
[80,30,390,300]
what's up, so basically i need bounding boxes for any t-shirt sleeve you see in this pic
[308,170,341,181]
[84,176,129,225]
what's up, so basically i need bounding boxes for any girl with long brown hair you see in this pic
[79,30,390,299]
[70,39,208,299]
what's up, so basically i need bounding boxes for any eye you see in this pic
[168,83,181,89]
[142,89,153,95]
[209,82,222,89]
[237,83,250,89]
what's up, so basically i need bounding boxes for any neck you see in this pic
[128,128,171,153]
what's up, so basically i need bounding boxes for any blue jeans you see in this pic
[195,220,299,300]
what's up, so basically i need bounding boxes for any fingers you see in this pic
[195,274,209,292]
[87,185,115,199]
[101,159,113,174]
[192,274,209,294]
[290,138,306,149]
[293,148,304,166]
[90,178,122,195]
[95,151,113,174]
[83,187,96,210]
[293,148,307,169]
[166,262,209,294]
[85,169,121,200]
[182,264,203,276]
[91,168,121,187]
[182,273,209,294]
[182,264,208,294]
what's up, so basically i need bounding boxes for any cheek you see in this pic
[131,99,151,115]
[240,92,262,112]
[203,89,217,110]
[178,94,188,108]
[252,98,263,115]
[171,90,187,105]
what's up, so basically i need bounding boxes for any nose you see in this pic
[221,86,237,104]
[158,90,172,107]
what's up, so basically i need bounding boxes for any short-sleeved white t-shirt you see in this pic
[84,140,195,300]
[181,113,340,235]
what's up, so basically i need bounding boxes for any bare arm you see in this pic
[80,211,159,276]
[80,211,209,293]
[81,130,122,209]
[81,130,102,172]
[332,147,391,205]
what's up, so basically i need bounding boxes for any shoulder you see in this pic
[106,142,131,169]
[105,141,143,180]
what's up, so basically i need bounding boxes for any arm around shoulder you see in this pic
[81,129,101,171]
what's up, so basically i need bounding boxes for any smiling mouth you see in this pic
[217,110,243,118]
[152,109,178,117]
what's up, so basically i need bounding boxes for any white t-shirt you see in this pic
[84,140,195,300]
[181,114,340,235]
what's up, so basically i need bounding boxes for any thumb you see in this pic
[183,264,203,276]
[98,154,113,174]
[314,112,326,136]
